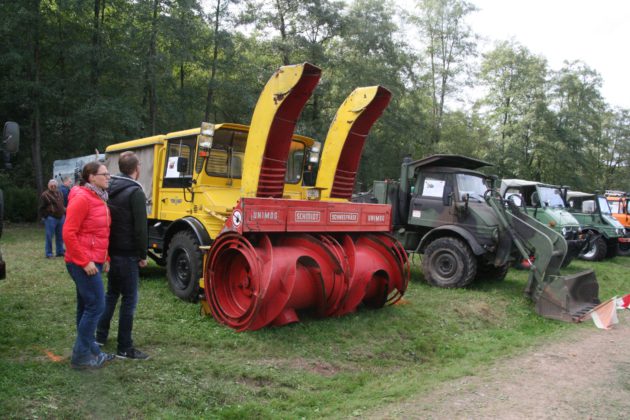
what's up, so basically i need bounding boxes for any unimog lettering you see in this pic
[367,214,385,223]
[251,210,278,221]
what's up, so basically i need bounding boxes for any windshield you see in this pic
[598,196,612,214]
[608,200,621,213]
[537,186,565,208]
[456,174,488,202]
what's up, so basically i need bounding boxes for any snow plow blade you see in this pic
[534,269,600,322]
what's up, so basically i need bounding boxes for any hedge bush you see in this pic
[2,185,38,222]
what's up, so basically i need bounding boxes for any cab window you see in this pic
[286,141,306,184]
[416,173,447,199]
[202,129,247,179]
[163,136,196,188]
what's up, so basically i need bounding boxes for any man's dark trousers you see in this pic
[96,255,139,351]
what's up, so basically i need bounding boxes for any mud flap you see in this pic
[534,269,600,322]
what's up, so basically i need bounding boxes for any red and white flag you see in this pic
[588,297,619,330]
[615,294,630,310]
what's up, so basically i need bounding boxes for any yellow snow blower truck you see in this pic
[104,63,408,330]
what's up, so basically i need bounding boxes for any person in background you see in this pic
[39,179,65,258]
[63,162,114,369]
[60,176,72,207]
[96,151,149,360]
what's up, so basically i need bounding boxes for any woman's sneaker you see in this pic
[116,348,149,360]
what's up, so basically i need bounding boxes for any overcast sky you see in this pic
[458,0,630,109]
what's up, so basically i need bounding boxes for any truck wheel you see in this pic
[579,236,607,262]
[605,240,619,258]
[166,231,202,302]
[476,261,509,282]
[423,237,477,288]
[618,242,630,257]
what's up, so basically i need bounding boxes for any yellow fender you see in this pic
[316,86,392,200]
[241,63,322,198]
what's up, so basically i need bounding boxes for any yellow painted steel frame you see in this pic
[241,63,322,198]
[316,86,392,201]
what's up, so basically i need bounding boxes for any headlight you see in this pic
[561,227,567,236]
[617,228,625,236]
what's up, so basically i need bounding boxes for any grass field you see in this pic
[1,224,628,418]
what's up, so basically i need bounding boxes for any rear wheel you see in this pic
[422,237,476,288]
[166,231,203,302]
[606,240,619,258]
[618,241,630,257]
[579,236,607,261]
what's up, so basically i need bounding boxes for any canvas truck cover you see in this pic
[53,154,105,184]
[105,137,161,217]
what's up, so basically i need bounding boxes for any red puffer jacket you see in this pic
[63,186,111,267]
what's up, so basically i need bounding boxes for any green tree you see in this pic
[551,61,605,189]
[478,41,552,180]
[410,0,477,144]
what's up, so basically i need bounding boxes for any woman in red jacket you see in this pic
[63,161,114,369]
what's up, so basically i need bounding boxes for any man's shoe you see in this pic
[116,348,149,360]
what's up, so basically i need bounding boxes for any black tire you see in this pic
[606,240,619,258]
[422,237,477,288]
[579,236,607,262]
[476,261,509,282]
[618,241,630,257]
[166,230,203,302]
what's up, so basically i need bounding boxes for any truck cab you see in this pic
[368,154,515,288]
[565,191,627,260]
[500,179,585,266]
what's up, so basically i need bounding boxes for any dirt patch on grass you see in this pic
[258,357,341,377]
[369,311,630,419]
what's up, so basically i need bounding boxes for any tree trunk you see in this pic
[204,0,221,122]
[147,0,159,135]
[31,0,44,193]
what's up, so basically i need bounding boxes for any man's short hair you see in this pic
[48,179,58,189]
[119,151,140,176]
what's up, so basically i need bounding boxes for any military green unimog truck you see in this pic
[356,154,601,322]
[363,155,517,287]
[499,179,587,267]
[565,191,627,261]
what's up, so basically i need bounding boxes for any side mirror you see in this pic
[3,122,19,154]
[177,157,188,174]
[443,185,453,206]
[531,191,540,207]
[507,193,523,207]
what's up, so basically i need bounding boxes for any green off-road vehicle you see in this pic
[500,179,587,266]
[355,154,600,322]
[565,191,627,261]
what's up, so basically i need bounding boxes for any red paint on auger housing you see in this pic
[204,199,409,331]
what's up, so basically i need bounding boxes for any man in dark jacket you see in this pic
[39,179,65,258]
[96,151,149,360]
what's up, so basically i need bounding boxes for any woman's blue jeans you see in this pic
[66,262,104,364]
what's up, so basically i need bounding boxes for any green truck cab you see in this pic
[565,191,627,261]
[499,179,586,266]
